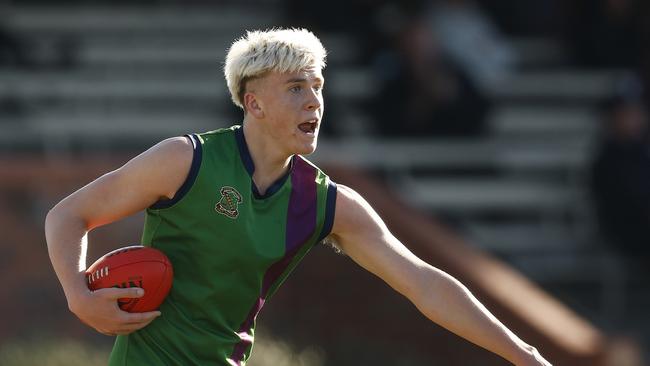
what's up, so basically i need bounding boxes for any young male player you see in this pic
[45,28,552,365]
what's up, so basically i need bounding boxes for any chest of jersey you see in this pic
[126,127,334,365]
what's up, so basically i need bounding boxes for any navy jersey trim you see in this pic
[253,156,294,200]
[150,134,203,210]
[317,180,337,242]
[234,126,294,200]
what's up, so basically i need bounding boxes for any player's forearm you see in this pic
[412,266,536,365]
[45,204,91,307]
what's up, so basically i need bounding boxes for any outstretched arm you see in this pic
[329,184,551,366]
[45,136,193,336]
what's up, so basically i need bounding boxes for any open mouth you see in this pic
[298,120,318,134]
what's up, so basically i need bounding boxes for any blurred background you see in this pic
[1,0,650,365]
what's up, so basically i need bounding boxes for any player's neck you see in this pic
[242,122,292,195]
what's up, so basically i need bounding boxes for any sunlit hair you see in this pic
[224,28,327,110]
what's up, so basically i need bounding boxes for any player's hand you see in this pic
[514,345,552,366]
[68,287,161,336]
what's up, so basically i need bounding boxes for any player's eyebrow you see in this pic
[285,76,324,84]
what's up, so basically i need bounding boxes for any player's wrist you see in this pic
[65,287,92,313]
[62,275,93,313]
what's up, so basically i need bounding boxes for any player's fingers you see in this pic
[97,287,145,300]
[123,310,161,324]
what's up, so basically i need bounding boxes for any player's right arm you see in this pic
[44,136,194,336]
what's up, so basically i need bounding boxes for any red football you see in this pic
[86,245,173,312]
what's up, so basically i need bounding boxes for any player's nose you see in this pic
[305,89,322,111]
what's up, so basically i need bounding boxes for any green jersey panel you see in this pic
[108,126,337,365]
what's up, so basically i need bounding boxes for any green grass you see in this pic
[0,333,324,366]
[0,338,110,366]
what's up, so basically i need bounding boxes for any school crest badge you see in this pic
[215,186,243,219]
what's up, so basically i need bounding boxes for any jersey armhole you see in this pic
[150,134,203,210]
[317,180,337,241]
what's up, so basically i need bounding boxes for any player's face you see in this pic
[254,66,324,156]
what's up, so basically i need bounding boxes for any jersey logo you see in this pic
[215,186,243,219]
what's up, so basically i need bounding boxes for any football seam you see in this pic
[87,259,170,279]
[87,259,170,305]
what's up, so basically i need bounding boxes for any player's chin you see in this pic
[293,132,319,155]
[294,139,318,155]
[295,143,317,156]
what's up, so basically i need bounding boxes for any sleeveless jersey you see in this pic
[108,126,337,365]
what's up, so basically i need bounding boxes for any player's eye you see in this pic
[290,85,302,93]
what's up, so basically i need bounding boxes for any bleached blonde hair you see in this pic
[224,28,327,110]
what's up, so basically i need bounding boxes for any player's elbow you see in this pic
[44,201,88,245]
[45,199,70,230]
[45,204,65,247]
[45,204,60,236]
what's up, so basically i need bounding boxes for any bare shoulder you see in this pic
[134,136,194,169]
[332,184,366,230]
[119,136,194,181]
[333,184,359,212]
[331,184,389,247]
[118,136,195,200]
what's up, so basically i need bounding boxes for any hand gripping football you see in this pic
[86,245,173,312]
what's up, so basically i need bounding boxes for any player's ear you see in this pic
[244,92,264,118]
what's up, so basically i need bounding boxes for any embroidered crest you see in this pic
[215,186,243,219]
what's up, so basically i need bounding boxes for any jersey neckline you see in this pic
[234,126,294,200]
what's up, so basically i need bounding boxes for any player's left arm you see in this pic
[329,184,551,366]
